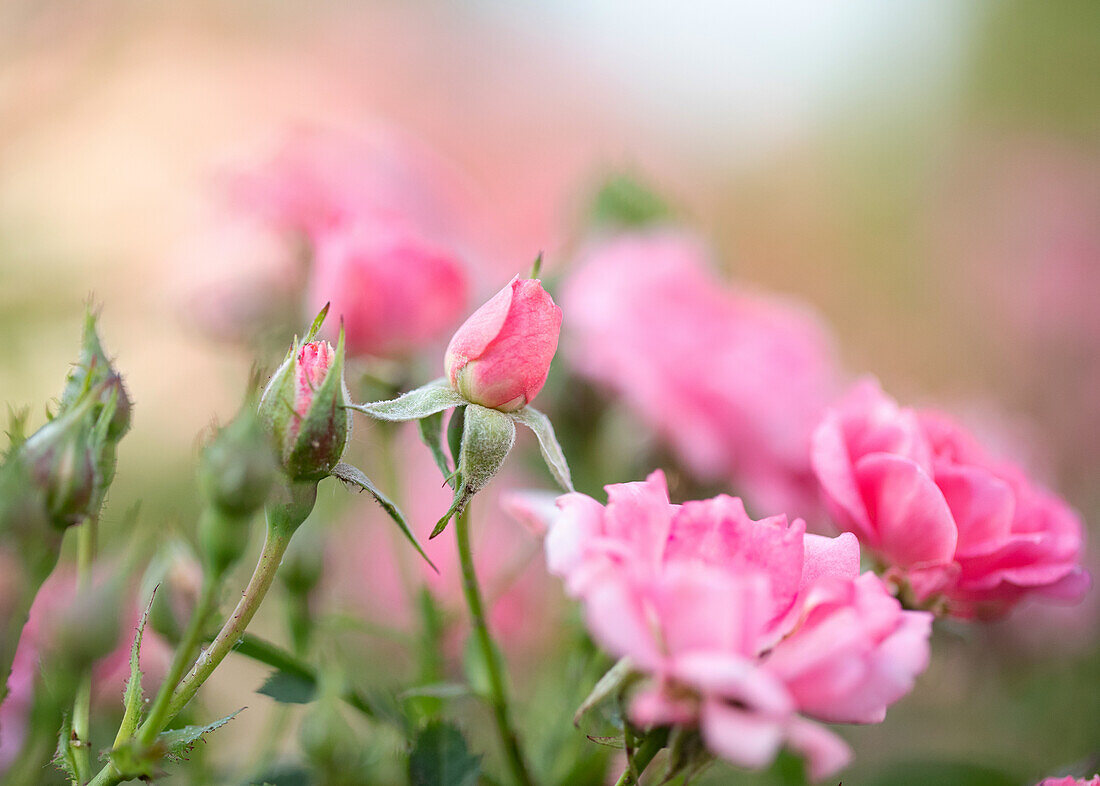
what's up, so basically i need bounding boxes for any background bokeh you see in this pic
[1,2,1097,784]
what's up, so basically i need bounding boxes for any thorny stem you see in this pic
[134,579,219,745]
[613,729,668,786]
[454,503,535,786]
[165,524,291,720]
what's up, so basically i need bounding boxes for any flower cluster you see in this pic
[545,470,931,780]
[812,379,1090,618]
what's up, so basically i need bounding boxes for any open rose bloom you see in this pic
[545,470,931,780]
[812,379,1091,618]
[1037,778,1100,786]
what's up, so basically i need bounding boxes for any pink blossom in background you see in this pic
[445,277,562,412]
[812,378,1091,619]
[1037,777,1100,786]
[562,230,840,519]
[545,470,931,780]
[308,219,468,358]
[176,125,478,356]
[221,126,476,250]
[0,571,170,772]
[327,428,560,655]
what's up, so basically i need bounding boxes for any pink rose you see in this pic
[444,276,562,412]
[545,470,931,780]
[812,379,1091,618]
[1037,778,1100,786]
[308,219,469,358]
[562,230,839,517]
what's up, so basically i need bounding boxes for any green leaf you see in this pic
[431,405,515,538]
[574,657,636,727]
[509,406,574,492]
[52,712,78,784]
[408,721,482,786]
[349,378,465,422]
[332,462,437,573]
[417,412,452,483]
[305,302,330,342]
[446,406,465,470]
[158,709,241,762]
[116,589,155,741]
[258,669,318,704]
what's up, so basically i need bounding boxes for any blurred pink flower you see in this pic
[812,379,1091,618]
[177,126,478,355]
[545,470,930,780]
[445,277,562,412]
[562,230,840,518]
[0,570,169,771]
[308,219,468,358]
[1037,777,1100,786]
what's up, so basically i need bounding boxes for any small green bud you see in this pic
[60,309,132,442]
[20,398,101,529]
[50,578,122,670]
[199,408,277,518]
[258,310,351,483]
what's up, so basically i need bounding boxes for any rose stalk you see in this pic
[351,271,571,786]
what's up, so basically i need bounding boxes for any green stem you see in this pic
[454,504,535,786]
[164,524,291,720]
[614,729,668,786]
[71,517,96,783]
[133,579,218,745]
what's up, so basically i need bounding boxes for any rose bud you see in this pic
[199,406,278,518]
[60,309,132,443]
[259,317,352,483]
[197,406,279,576]
[444,276,562,412]
[19,395,103,529]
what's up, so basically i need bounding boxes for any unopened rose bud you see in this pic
[259,317,352,482]
[199,407,277,518]
[20,399,101,529]
[444,276,562,412]
[49,577,122,671]
[60,309,132,442]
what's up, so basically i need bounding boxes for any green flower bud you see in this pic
[50,577,122,671]
[20,398,102,529]
[199,407,277,518]
[60,309,132,442]
[259,312,351,483]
